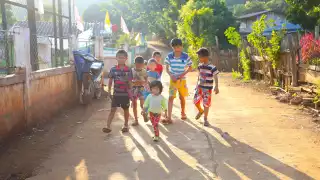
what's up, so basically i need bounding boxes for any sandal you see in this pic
[181,113,187,120]
[121,126,129,133]
[132,121,139,126]
[162,119,173,125]
[204,121,210,127]
[102,128,112,133]
[153,136,160,142]
[195,111,204,120]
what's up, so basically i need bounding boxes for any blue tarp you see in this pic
[263,23,302,35]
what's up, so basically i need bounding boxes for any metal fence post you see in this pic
[1,2,11,74]
[27,0,39,71]
[52,0,58,67]
[57,0,64,66]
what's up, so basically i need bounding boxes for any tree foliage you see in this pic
[285,0,320,30]
[0,5,16,25]
[177,0,236,65]
[224,27,242,48]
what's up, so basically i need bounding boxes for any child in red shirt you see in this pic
[152,51,163,78]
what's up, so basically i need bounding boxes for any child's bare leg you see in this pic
[167,97,174,123]
[124,108,129,127]
[203,107,210,127]
[132,100,139,126]
[103,107,117,133]
[195,102,204,120]
[139,98,144,109]
[179,95,187,119]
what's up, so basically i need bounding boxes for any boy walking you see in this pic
[131,56,147,126]
[163,38,193,124]
[194,48,219,126]
[152,51,163,77]
[103,49,133,133]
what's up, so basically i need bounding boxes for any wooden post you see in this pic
[215,36,220,70]
[316,26,319,40]
[20,28,32,126]
[289,34,298,87]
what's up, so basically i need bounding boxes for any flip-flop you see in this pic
[181,114,187,120]
[102,128,112,133]
[162,119,173,125]
[204,121,210,127]
[195,111,204,120]
[132,121,139,126]
[121,126,129,133]
[153,136,160,142]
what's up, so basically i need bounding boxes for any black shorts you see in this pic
[111,96,130,109]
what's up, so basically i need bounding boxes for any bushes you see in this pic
[300,33,320,64]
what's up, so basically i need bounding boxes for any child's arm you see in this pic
[161,96,168,118]
[143,95,151,113]
[178,55,193,79]
[107,69,114,97]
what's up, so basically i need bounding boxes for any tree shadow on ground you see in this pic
[126,121,214,180]
[158,114,314,180]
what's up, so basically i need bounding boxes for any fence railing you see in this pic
[0,0,75,75]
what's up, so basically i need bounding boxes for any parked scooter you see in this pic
[73,50,104,104]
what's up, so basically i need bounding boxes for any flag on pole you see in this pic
[74,6,84,32]
[121,16,130,34]
[104,11,111,30]
[135,33,141,46]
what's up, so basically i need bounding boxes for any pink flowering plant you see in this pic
[300,33,320,64]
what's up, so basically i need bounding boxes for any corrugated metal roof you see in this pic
[237,10,271,20]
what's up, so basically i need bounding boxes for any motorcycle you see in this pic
[73,50,105,104]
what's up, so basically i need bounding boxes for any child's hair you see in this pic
[196,47,210,57]
[116,49,128,57]
[152,51,161,57]
[134,56,144,64]
[148,58,157,65]
[149,80,163,94]
[170,38,183,47]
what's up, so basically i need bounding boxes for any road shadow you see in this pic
[158,115,314,180]
[0,91,109,180]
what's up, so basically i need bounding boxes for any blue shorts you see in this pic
[143,90,150,100]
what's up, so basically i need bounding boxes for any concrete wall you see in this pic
[0,66,77,142]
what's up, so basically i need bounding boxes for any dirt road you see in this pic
[0,44,320,179]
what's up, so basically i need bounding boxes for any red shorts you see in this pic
[193,87,212,107]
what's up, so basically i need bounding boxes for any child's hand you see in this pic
[170,75,177,82]
[214,87,219,94]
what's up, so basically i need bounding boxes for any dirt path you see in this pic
[0,45,320,179]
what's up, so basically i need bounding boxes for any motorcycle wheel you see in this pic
[80,81,94,104]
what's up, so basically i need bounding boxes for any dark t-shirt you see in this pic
[108,65,133,96]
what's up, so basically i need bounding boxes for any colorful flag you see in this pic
[121,16,130,34]
[105,11,111,30]
[74,6,84,32]
[135,33,141,46]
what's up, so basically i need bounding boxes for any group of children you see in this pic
[103,38,219,142]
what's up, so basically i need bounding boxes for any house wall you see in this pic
[0,66,78,142]
[239,12,287,33]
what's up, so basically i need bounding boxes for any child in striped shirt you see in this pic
[163,38,193,124]
[194,48,219,127]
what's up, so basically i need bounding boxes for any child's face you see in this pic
[148,62,157,71]
[153,55,162,63]
[135,63,144,69]
[198,55,209,63]
[116,54,127,65]
[151,86,160,95]
[172,45,183,53]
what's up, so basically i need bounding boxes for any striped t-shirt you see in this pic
[165,52,192,78]
[108,65,133,96]
[197,63,219,90]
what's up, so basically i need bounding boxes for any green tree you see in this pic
[247,14,285,85]
[0,5,16,25]
[285,0,320,30]
[177,0,236,65]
